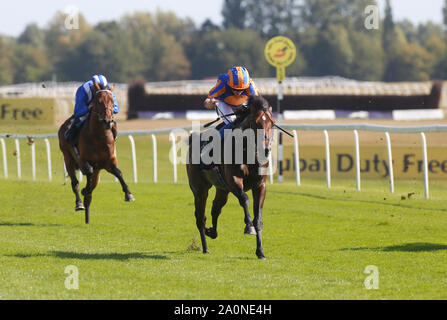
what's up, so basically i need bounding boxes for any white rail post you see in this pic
[128,135,138,183]
[31,142,36,181]
[268,152,274,185]
[293,130,301,186]
[385,132,394,193]
[15,139,21,180]
[354,130,361,191]
[151,135,158,183]
[421,132,429,199]
[114,146,118,182]
[324,130,331,188]
[1,138,7,178]
[44,139,52,182]
[63,162,68,183]
[169,132,178,184]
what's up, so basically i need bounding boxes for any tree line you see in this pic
[1,0,447,85]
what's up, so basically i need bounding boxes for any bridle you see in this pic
[245,109,274,162]
[91,89,114,128]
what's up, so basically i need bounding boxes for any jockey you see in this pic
[66,75,119,145]
[204,66,259,139]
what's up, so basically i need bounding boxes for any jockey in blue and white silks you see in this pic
[66,75,119,145]
[74,75,119,120]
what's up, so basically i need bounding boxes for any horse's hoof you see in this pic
[205,228,218,239]
[244,226,256,235]
[256,250,266,260]
[203,250,210,254]
[75,205,85,212]
[125,194,135,202]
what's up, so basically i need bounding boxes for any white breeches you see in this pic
[216,101,237,125]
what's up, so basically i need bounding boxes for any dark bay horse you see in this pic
[186,96,274,260]
[58,82,135,224]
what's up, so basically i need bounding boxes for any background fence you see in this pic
[2,124,447,199]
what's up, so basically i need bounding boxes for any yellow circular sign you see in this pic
[265,36,296,68]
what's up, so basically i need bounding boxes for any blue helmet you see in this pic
[91,75,109,90]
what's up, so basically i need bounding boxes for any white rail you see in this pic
[1,123,447,200]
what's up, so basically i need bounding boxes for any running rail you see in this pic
[2,123,447,199]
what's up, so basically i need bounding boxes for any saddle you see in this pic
[199,109,249,171]
[65,114,117,147]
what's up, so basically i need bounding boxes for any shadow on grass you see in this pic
[8,251,169,261]
[270,190,447,213]
[342,243,447,252]
[0,222,61,227]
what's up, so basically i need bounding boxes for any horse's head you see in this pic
[91,82,115,130]
[245,95,274,158]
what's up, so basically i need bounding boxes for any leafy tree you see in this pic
[12,44,49,83]
[222,0,248,29]
[0,37,14,85]
[18,24,45,49]
[349,31,384,81]
[187,28,273,79]
[120,12,192,81]
[306,24,353,77]
[384,42,435,81]
[382,0,395,55]
[44,11,92,79]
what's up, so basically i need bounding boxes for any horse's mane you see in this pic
[248,95,270,113]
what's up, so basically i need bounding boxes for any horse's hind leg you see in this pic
[194,189,210,254]
[205,188,228,240]
[108,165,135,202]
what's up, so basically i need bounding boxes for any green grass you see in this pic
[1,177,447,300]
[2,125,447,299]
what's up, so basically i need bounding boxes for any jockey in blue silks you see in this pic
[66,75,119,145]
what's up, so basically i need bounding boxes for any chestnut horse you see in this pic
[187,96,274,260]
[58,82,135,224]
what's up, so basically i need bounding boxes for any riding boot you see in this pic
[67,117,84,146]
[111,121,118,141]
[199,141,214,170]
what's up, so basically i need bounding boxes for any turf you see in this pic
[1,178,447,300]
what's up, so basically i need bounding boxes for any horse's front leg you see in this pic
[81,162,99,224]
[108,164,135,202]
[252,183,267,260]
[194,189,210,254]
[225,174,256,236]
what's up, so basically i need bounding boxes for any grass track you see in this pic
[1,178,447,300]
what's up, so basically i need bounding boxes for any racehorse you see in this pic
[58,82,135,224]
[186,95,274,260]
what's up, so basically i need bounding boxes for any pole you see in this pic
[278,81,284,183]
